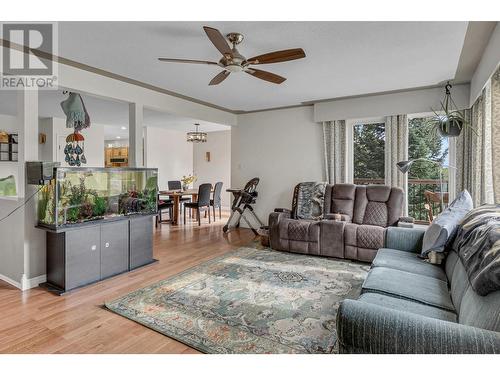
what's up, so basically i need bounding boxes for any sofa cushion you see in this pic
[458,288,500,332]
[359,292,457,322]
[278,218,320,255]
[357,225,385,250]
[324,183,356,219]
[362,267,455,311]
[421,190,473,258]
[373,248,447,281]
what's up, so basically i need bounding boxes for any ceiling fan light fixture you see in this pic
[225,64,243,73]
[187,123,207,143]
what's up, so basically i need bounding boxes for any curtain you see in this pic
[455,85,494,206]
[491,66,500,203]
[384,115,409,214]
[322,120,346,184]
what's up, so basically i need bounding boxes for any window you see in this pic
[353,122,385,185]
[408,117,449,223]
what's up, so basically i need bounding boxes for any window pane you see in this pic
[408,117,449,223]
[353,122,385,185]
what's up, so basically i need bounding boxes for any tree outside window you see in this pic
[353,122,385,184]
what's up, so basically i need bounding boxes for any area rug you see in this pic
[105,247,369,354]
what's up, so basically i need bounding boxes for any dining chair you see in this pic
[156,195,174,227]
[184,183,212,226]
[210,182,223,221]
[168,180,191,221]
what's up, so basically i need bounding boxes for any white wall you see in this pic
[232,106,324,226]
[144,127,193,189]
[193,130,231,208]
[314,84,470,122]
[470,22,500,105]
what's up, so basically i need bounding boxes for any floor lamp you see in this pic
[396,158,456,212]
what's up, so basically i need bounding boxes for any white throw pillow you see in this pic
[421,190,473,259]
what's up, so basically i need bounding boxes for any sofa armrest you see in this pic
[385,227,425,253]
[274,208,292,214]
[268,210,291,250]
[337,299,500,354]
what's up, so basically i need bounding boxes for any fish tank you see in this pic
[37,167,158,229]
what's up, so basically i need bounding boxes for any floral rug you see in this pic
[105,247,369,353]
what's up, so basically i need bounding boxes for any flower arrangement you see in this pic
[181,174,197,190]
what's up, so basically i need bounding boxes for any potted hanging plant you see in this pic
[427,82,477,138]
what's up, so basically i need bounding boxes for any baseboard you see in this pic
[0,273,22,289]
[0,273,46,291]
[21,274,47,290]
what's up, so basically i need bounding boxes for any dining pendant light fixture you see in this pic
[186,123,207,143]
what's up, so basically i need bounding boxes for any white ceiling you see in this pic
[0,90,230,140]
[53,21,469,111]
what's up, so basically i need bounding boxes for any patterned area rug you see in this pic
[105,247,369,354]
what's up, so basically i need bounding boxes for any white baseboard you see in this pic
[21,274,47,290]
[0,273,22,289]
[0,273,46,291]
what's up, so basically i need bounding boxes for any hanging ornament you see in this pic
[64,132,87,166]
[60,92,91,131]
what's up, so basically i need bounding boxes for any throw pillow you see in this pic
[421,190,473,260]
[293,182,327,220]
[454,204,500,296]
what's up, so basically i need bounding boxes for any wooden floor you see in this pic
[0,212,256,353]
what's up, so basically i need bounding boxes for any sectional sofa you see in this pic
[336,226,500,354]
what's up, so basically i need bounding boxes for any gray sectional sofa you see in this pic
[336,226,500,354]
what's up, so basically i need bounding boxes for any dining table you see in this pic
[158,188,213,225]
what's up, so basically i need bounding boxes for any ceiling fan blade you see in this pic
[247,48,306,65]
[209,70,230,86]
[203,26,232,57]
[245,68,286,84]
[158,58,219,65]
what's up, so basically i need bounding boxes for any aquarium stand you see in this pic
[41,214,156,294]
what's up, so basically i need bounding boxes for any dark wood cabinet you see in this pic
[100,220,129,279]
[66,226,101,290]
[129,215,153,269]
[44,216,155,294]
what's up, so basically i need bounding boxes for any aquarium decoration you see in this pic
[36,167,158,229]
[64,132,87,166]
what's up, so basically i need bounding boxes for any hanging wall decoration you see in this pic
[60,92,91,166]
[64,132,87,166]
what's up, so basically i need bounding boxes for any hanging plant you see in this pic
[427,82,476,138]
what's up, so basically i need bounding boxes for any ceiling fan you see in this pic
[158,26,306,85]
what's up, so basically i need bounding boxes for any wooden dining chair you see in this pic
[184,183,212,226]
[210,182,223,221]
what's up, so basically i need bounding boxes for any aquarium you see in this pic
[37,167,158,229]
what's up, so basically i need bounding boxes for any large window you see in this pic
[353,122,385,185]
[408,117,449,222]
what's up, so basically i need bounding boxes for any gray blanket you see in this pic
[293,182,327,220]
[454,204,500,296]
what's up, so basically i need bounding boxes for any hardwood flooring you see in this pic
[0,212,256,353]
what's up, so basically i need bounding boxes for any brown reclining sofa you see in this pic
[269,183,405,262]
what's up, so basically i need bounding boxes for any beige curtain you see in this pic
[455,83,495,206]
[322,120,346,184]
[384,115,409,214]
[491,66,500,203]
